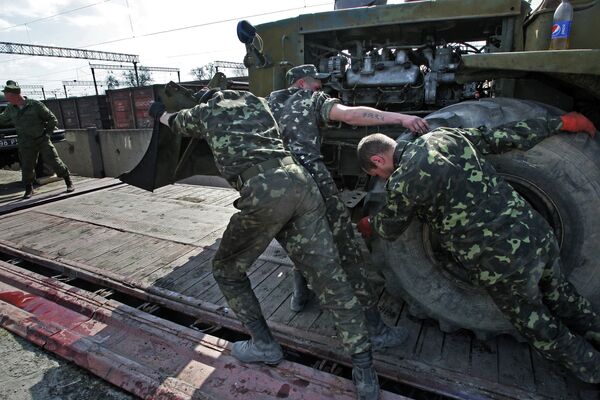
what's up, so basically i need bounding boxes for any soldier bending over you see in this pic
[356,113,600,383]
[149,89,380,399]
[268,64,428,350]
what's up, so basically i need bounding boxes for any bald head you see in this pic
[357,133,397,172]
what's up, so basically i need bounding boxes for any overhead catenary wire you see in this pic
[3,1,331,85]
[0,0,113,32]
[79,3,330,48]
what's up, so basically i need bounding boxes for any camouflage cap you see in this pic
[2,80,21,94]
[285,64,330,87]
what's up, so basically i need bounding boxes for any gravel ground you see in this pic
[0,328,134,400]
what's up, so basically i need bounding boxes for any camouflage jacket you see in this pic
[267,88,341,164]
[170,90,291,187]
[0,99,58,146]
[372,117,563,275]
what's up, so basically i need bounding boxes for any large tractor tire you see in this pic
[366,98,600,340]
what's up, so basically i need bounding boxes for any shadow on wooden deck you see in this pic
[0,181,597,400]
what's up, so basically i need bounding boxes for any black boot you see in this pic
[64,175,75,193]
[22,183,34,199]
[351,351,380,400]
[364,306,408,351]
[290,269,310,312]
[231,317,284,365]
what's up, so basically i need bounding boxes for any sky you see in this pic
[0,0,543,98]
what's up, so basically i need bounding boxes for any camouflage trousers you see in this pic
[18,136,69,184]
[481,232,600,383]
[296,159,378,309]
[212,162,371,355]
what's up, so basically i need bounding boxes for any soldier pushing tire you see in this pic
[368,98,600,340]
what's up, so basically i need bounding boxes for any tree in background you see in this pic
[191,62,247,81]
[106,74,120,89]
[122,67,153,87]
[191,63,217,81]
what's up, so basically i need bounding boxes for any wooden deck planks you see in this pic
[0,212,41,231]
[497,336,536,392]
[214,264,290,309]
[150,249,215,291]
[72,231,145,263]
[11,219,74,248]
[123,242,194,281]
[194,260,281,304]
[260,267,295,319]
[62,229,135,262]
[95,236,165,272]
[0,181,585,400]
[0,212,66,241]
[0,170,98,205]
[415,321,445,366]
[134,246,204,286]
[392,306,425,360]
[470,338,500,383]
[35,191,234,246]
[438,331,472,373]
[35,223,97,253]
[118,240,189,275]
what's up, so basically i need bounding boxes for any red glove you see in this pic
[560,112,597,138]
[357,216,373,240]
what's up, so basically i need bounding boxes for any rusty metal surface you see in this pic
[0,260,407,400]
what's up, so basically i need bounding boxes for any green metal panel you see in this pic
[460,49,600,75]
[250,18,303,96]
[297,0,522,33]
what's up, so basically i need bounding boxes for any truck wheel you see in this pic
[369,98,600,339]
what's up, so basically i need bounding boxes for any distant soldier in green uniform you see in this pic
[149,89,380,400]
[356,113,600,383]
[267,64,428,351]
[0,80,74,199]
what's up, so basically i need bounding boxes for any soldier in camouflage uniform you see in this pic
[267,64,428,351]
[149,89,380,399]
[356,114,600,383]
[0,80,74,199]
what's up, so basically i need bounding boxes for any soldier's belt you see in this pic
[237,156,296,186]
